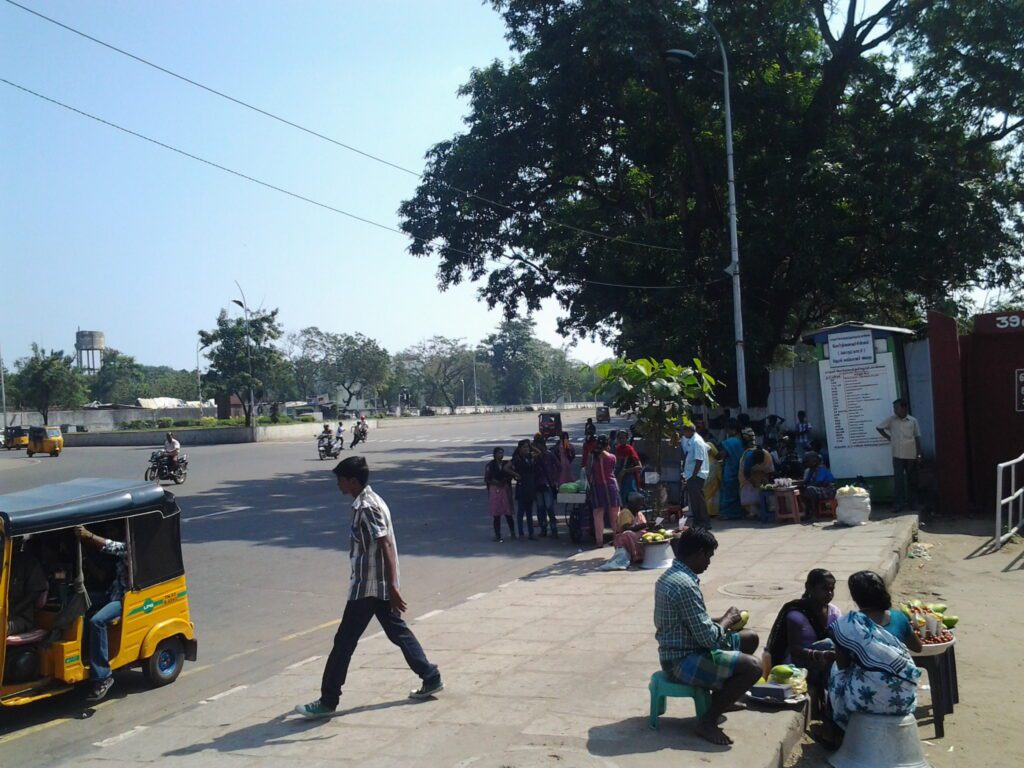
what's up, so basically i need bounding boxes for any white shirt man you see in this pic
[164,433,180,457]
[681,426,711,528]
[876,400,921,509]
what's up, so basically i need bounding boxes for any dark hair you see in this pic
[492,447,504,459]
[798,410,806,418]
[596,435,609,449]
[726,418,739,432]
[673,527,718,559]
[810,439,824,452]
[893,398,908,408]
[803,568,835,597]
[848,570,891,611]
[752,448,766,464]
[561,432,570,440]
[333,456,369,486]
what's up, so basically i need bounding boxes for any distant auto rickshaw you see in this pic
[538,411,562,439]
[3,426,28,451]
[0,479,198,707]
[596,406,611,423]
[26,426,63,457]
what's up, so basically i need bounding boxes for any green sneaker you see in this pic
[409,677,444,700]
[295,698,338,719]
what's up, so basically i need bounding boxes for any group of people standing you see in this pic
[484,421,643,547]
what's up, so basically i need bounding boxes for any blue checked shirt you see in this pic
[654,560,727,663]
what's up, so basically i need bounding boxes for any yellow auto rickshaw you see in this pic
[26,426,63,457]
[0,479,197,707]
[3,426,28,451]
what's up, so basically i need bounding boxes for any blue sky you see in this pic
[0,0,613,371]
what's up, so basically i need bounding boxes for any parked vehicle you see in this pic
[146,450,188,484]
[3,426,28,451]
[538,411,563,439]
[596,406,611,423]
[0,478,198,708]
[26,426,63,457]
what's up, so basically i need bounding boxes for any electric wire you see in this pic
[2,77,723,293]
[3,0,688,255]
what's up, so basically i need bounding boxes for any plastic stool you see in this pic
[774,489,801,524]
[828,712,931,768]
[648,671,712,729]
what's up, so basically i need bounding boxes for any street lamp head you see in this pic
[665,48,698,65]
[231,299,244,309]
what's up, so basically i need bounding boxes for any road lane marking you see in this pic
[221,648,259,663]
[0,699,116,745]
[466,592,488,601]
[94,725,148,747]
[415,609,444,621]
[280,619,338,641]
[285,655,323,670]
[184,505,252,522]
[181,663,212,678]
[200,685,248,704]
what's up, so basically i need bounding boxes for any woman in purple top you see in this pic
[764,569,841,719]
[589,435,620,547]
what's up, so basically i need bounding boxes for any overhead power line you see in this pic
[2,77,714,292]
[4,0,688,255]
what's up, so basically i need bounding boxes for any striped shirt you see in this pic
[348,485,398,601]
[101,539,129,602]
[654,560,727,664]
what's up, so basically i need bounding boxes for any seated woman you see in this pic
[612,494,649,565]
[739,447,774,519]
[828,571,923,732]
[798,451,836,519]
[764,569,841,724]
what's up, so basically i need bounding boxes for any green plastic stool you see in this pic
[648,671,712,729]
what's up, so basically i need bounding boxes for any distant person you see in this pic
[810,439,830,469]
[581,434,598,480]
[739,447,774,520]
[296,457,442,718]
[655,528,760,746]
[798,452,836,519]
[556,432,576,486]
[512,439,538,540]
[164,432,181,470]
[584,418,597,439]
[485,448,515,542]
[681,423,710,527]
[876,399,921,511]
[796,411,813,455]
[534,434,560,538]
[764,414,784,445]
[589,435,620,547]
[718,420,744,521]
[614,430,642,505]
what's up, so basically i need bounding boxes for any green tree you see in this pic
[404,336,471,413]
[593,357,716,505]
[400,0,1023,404]
[481,319,544,404]
[200,308,285,426]
[139,366,200,401]
[14,345,89,422]
[91,349,147,404]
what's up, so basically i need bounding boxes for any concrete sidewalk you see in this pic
[65,516,917,768]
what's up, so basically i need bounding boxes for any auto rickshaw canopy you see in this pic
[0,478,177,537]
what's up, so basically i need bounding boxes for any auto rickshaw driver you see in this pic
[77,525,128,702]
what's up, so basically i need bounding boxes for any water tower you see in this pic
[75,330,106,376]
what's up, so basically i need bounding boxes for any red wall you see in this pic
[926,312,971,515]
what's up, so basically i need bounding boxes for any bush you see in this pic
[299,415,316,423]
[173,419,199,428]
[157,418,175,429]
[199,417,218,428]
[120,420,157,431]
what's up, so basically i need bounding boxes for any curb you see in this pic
[877,515,919,586]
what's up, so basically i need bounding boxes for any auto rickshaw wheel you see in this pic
[143,636,185,687]
[26,450,34,457]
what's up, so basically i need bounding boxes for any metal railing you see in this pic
[995,451,1024,549]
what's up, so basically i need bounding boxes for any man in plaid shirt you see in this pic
[297,456,442,719]
[655,528,761,746]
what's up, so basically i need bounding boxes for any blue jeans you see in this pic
[535,488,557,533]
[88,596,123,680]
[320,597,438,709]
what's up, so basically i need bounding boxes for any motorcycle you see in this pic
[350,422,368,448]
[317,434,342,461]
[146,450,188,484]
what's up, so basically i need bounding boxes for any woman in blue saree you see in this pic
[718,420,744,520]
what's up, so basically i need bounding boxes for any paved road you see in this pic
[0,411,623,764]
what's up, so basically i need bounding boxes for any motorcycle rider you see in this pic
[164,432,181,471]
[336,421,345,451]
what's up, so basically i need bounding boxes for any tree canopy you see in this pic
[399,0,1024,403]
[14,345,89,422]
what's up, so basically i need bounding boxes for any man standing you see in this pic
[533,435,560,538]
[655,528,760,746]
[297,456,442,719]
[876,398,922,511]
[78,525,129,701]
[681,423,710,528]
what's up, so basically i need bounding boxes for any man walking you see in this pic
[681,423,710,528]
[876,398,922,511]
[296,456,442,719]
[655,528,760,746]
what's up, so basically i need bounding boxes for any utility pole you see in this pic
[232,281,256,430]
[196,339,204,419]
[1,343,8,432]
[472,349,479,411]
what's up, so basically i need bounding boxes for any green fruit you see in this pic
[910,599,924,609]
[736,610,749,629]
[927,603,947,614]
[942,615,959,628]
[770,665,794,681]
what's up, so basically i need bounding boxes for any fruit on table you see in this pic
[941,615,959,628]
[770,665,795,681]
[927,603,947,614]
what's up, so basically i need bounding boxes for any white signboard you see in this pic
[827,329,876,368]
[818,352,898,478]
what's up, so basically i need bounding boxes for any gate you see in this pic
[995,451,1024,549]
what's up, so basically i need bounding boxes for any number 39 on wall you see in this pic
[995,315,1023,329]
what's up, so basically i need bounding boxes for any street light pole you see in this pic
[472,350,479,411]
[196,339,204,419]
[667,15,748,413]
[232,281,256,429]
[0,343,8,431]
[461,379,465,407]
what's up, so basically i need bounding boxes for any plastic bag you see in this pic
[559,482,579,494]
[577,470,589,492]
[837,494,871,525]
[598,547,631,571]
